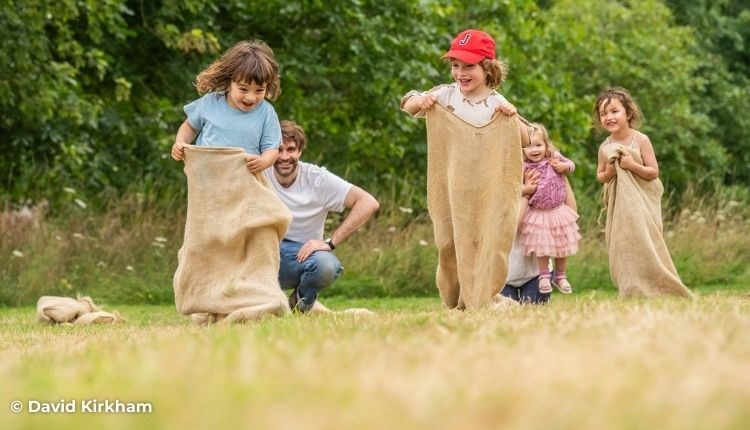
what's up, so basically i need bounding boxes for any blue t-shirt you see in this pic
[184,92,281,155]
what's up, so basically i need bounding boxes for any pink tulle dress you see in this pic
[520,155,581,258]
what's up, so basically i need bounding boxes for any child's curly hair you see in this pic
[479,58,507,88]
[593,87,642,130]
[195,40,281,101]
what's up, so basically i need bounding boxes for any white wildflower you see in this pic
[72,233,85,239]
[63,187,76,194]
[419,240,428,246]
[74,198,87,209]
[126,265,134,271]
[12,250,24,258]
[398,206,413,214]
[154,236,168,243]
[388,226,397,233]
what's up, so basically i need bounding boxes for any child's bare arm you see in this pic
[521,168,539,198]
[172,120,197,161]
[550,152,575,174]
[596,146,616,183]
[401,92,437,115]
[245,148,279,174]
[621,134,659,180]
[494,102,518,116]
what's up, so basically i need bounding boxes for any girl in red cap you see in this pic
[401,29,522,127]
[400,29,534,311]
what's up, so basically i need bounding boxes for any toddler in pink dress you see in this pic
[520,123,581,294]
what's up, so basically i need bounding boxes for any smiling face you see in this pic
[273,139,301,180]
[523,132,549,162]
[450,58,489,98]
[598,98,631,136]
[226,80,266,112]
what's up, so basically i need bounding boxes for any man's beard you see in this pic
[274,159,298,177]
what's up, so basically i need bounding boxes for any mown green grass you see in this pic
[2,293,749,430]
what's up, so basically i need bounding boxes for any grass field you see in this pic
[2,292,749,430]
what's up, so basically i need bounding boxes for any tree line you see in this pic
[1,0,748,207]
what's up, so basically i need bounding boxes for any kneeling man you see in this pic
[263,120,379,311]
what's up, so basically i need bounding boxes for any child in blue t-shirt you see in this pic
[171,40,282,173]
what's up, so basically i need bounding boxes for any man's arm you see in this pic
[329,186,380,247]
[295,185,379,262]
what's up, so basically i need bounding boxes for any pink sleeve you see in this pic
[555,151,575,173]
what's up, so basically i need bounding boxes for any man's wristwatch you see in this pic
[325,238,336,250]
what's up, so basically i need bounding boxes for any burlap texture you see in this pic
[36,296,98,323]
[425,104,522,310]
[602,142,693,298]
[74,311,125,325]
[173,146,293,323]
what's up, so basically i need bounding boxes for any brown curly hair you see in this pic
[280,120,307,152]
[479,58,507,88]
[195,40,281,101]
[593,87,642,131]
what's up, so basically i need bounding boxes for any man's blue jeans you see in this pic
[500,276,550,304]
[279,239,343,311]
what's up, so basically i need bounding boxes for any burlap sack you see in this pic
[36,296,98,324]
[74,311,125,325]
[173,146,293,323]
[425,104,523,310]
[308,301,376,317]
[602,142,693,298]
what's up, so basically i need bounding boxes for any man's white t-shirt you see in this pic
[263,162,352,243]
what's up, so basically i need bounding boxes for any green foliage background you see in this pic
[2,0,748,205]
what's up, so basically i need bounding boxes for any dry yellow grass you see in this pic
[1,293,749,429]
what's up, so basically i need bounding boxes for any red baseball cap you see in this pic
[441,29,496,64]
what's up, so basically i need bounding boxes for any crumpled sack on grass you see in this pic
[36,296,124,325]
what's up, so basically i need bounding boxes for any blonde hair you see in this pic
[522,122,555,161]
[593,87,642,130]
[195,40,281,101]
[479,58,507,88]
